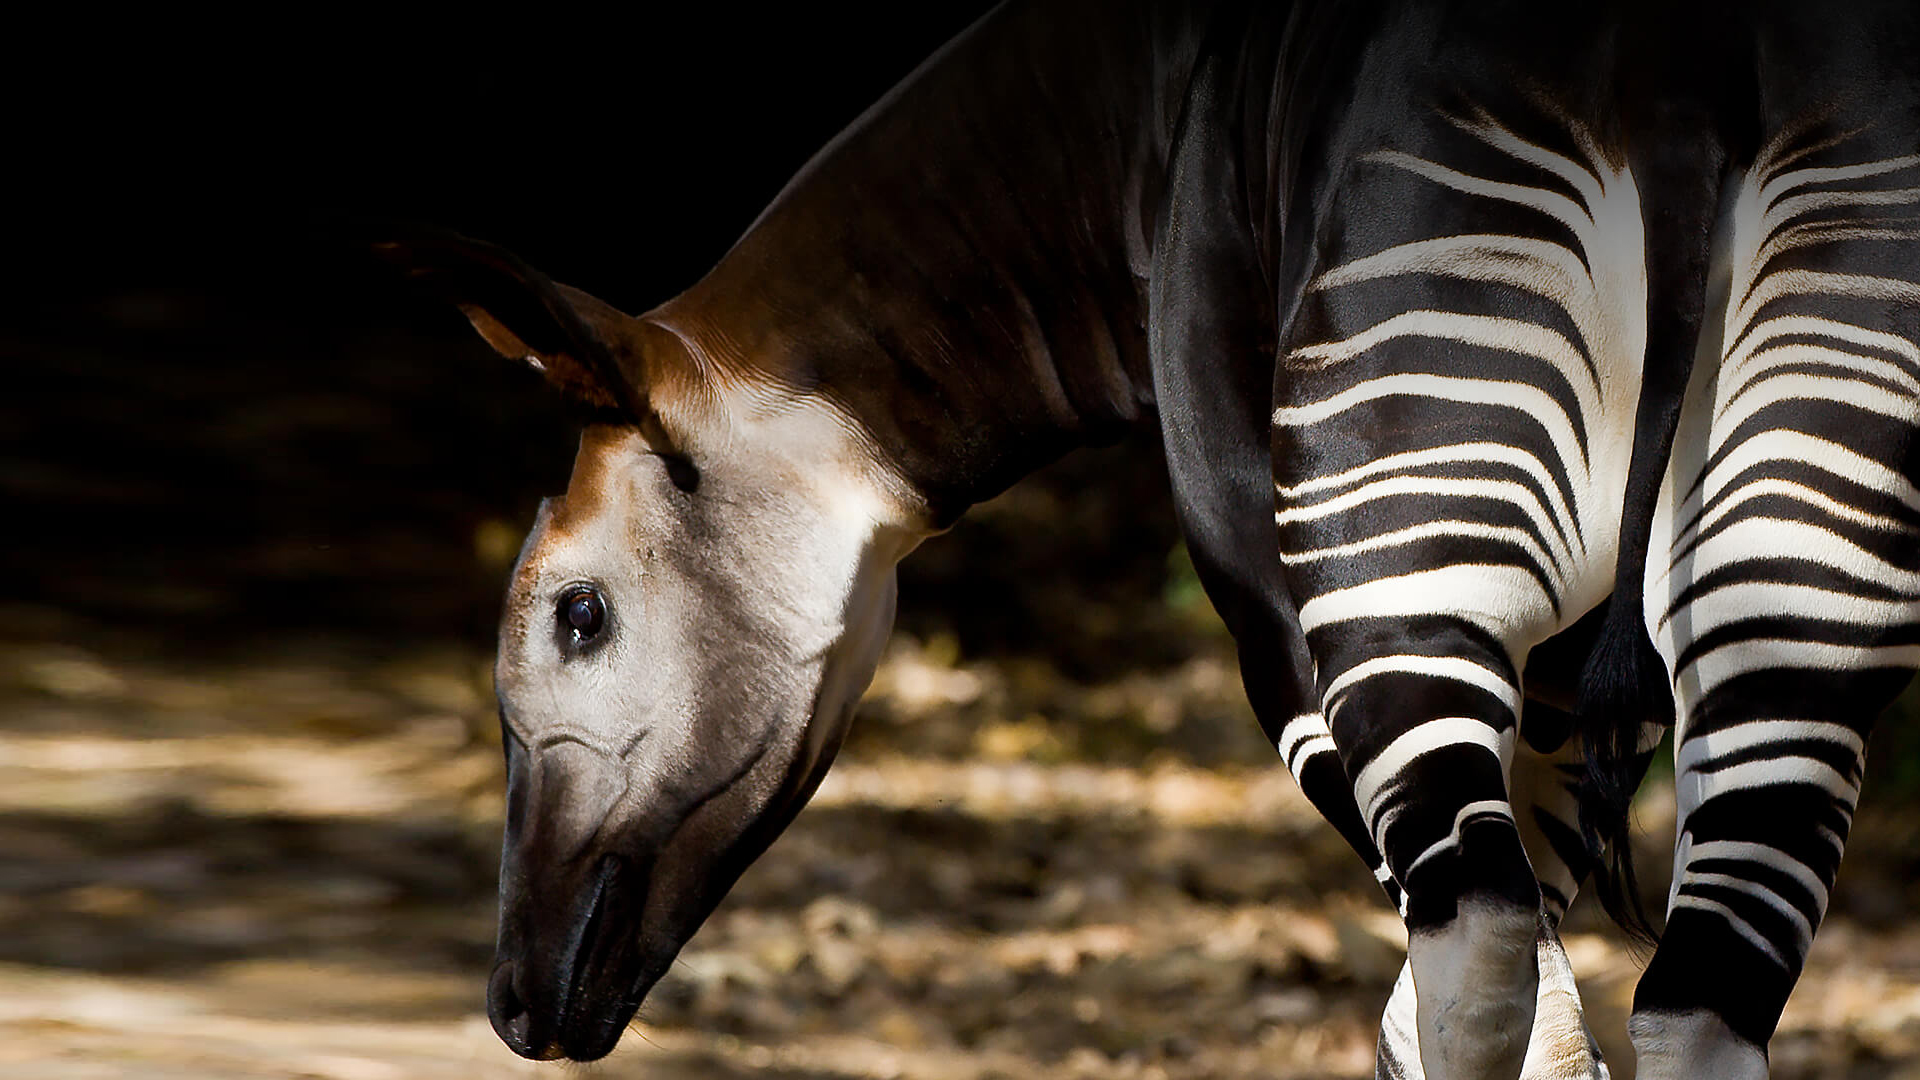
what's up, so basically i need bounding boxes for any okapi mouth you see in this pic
[489,853,652,1062]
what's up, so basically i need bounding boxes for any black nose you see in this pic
[487,962,566,1061]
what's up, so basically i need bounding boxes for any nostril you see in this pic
[485,964,526,1039]
[486,963,522,1019]
[487,963,564,1061]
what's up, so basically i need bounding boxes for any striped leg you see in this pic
[1517,706,1662,1080]
[1275,92,1651,1078]
[1278,710,1404,907]
[1631,124,1920,1076]
[1281,708,1599,1080]
[1289,654,1541,1080]
[1372,702,1631,1080]
[1508,708,1612,1080]
[1509,704,1603,927]
[1323,637,1542,1080]
[1290,706,1616,1080]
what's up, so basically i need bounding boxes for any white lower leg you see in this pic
[1629,1009,1767,1080]
[1377,961,1422,1079]
[1407,900,1540,1080]
[1521,924,1608,1080]
[1379,921,1608,1080]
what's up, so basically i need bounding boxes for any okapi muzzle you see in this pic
[487,727,647,1061]
[372,227,918,1062]
[486,690,817,1062]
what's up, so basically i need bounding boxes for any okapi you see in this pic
[372,1,1920,1076]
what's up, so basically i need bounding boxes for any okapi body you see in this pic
[374,2,1920,1077]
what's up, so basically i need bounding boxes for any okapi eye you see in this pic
[560,587,606,642]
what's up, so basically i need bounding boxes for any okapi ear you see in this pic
[367,224,647,420]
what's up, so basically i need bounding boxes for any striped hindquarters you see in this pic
[1637,123,1920,1046]
[1273,105,1650,907]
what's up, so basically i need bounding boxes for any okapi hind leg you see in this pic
[1374,704,1634,1080]
[1630,111,1920,1077]
[1280,713,1603,1080]
[1270,37,1658,1073]
[1508,705,1619,1080]
[1373,702,1632,1080]
[1279,706,1593,1080]
[1313,628,1543,1080]
[1376,920,1608,1080]
[1630,662,1896,1077]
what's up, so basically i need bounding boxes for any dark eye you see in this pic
[559,587,606,642]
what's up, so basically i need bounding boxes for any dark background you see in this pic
[5,2,1192,659]
[12,2,1920,773]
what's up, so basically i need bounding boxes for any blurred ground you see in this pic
[5,433,1920,1078]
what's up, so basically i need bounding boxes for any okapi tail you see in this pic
[1576,89,1745,944]
[1575,608,1669,946]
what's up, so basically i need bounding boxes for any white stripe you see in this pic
[1351,716,1509,829]
[1453,108,1610,219]
[1307,235,1604,351]
[1755,154,1920,213]
[1675,718,1865,774]
[1298,565,1550,640]
[1677,756,1863,820]
[1366,150,1596,236]
[1282,520,1568,592]
[1277,474,1581,577]
[1669,895,1791,969]
[1656,581,1918,641]
[1275,373,1591,478]
[1677,871,1815,956]
[1683,839,1831,922]
[1760,186,1920,248]
[1681,479,1908,551]
[1290,309,1603,405]
[1750,222,1920,288]
[1668,516,1920,595]
[1724,314,1920,374]
[1653,431,1920,573]
[1681,640,1920,699]
[1717,342,1920,422]
[1276,712,1329,760]
[1732,269,1920,341]
[1275,443,1585,538]
[1712,372,1920,440]
[1287,736,1338,775]
[1405,798,1515,878]
[1322,654,1521,717]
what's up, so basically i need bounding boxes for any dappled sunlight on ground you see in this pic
[4,616,1920,1078]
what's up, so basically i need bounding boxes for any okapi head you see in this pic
[376,230,925,1061]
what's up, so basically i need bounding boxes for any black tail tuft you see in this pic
[1575,600,1668,948]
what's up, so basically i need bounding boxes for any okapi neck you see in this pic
[648,0,1204,527]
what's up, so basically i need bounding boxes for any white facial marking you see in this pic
[495,372,924,863]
